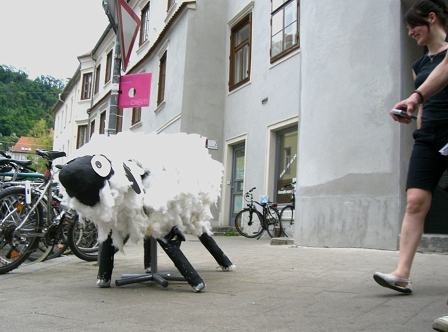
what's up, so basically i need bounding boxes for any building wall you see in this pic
[53,70,84,164]
[220,1,300,225]
[102,2,193,135]
[295,0,419,250]
[52,0,432,250]
[180,1,228,160]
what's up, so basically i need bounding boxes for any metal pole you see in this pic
[107,37,121,136]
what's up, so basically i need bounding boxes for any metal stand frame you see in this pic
[114,237,186,288]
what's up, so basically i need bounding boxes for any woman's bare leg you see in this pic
[391,188,432,285]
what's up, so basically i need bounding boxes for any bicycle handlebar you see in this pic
[243,187,278,209]
[1,151,11,158]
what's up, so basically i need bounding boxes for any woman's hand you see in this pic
[390,92,420,124]
[390,109,413,124]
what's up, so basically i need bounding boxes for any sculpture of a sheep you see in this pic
[58,132,234,292]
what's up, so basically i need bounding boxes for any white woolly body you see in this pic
[60,132,223,250]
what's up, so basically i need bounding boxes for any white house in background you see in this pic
[52,0,448,251]
[10,136,38,161]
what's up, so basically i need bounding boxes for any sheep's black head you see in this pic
[59,155,114,207]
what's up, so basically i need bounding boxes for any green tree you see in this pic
[28,119,53,150]
[0,133,18,152]
[34,75,64,90]
[27,119,54,173]
[0,65,63,138]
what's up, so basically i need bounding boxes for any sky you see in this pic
[0,0,110,81]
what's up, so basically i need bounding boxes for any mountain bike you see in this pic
[234,187,281,239]
[0,149,98,274]
[279,181,296,238]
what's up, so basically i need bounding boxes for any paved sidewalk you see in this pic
[1,235,447,331]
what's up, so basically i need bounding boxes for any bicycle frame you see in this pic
[13,181,54,237]
[246,189,279,235]
[2,158,62,239]
[281,181,296,208]
[279,181,296,238]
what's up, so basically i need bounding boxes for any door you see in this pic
[275,127,298,203]
[229,144,245,225]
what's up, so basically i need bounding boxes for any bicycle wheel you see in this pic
[265,206,282,238]
[23,203,60,264]
[67,215,99,261]
[0,186,44,274]
[235,208,264,238]
[22,238,54,265]
[42,214,71,261]
[280,205,295,238]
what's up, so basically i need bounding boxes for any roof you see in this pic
[11,136,38,153]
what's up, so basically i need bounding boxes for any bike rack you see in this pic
[114,236,186,288]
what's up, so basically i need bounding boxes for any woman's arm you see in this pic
[390,71,419,124]
[413,71,422,129]
[418,51,448,99]
[393,52,448,115]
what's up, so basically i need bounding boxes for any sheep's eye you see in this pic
[91,155,111,178]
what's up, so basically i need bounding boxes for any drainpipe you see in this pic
[107,37,121,136]
[103,0,122,137]
[86,54,97,143]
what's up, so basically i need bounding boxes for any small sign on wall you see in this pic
[118,73,152,108]
[205,139,218,150]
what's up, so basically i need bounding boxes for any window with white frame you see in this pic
[99,111,106,134]
[81,73,92,100]
[275,127,298,203]
[94,65,101,95]
[90,120,95,137]
[132,107,141,125]
[140,2,150,45]
[76,125,87,149]
[157,52,167,105]
[271,0,300,62]
[105,50,113,83]
[229,14,251,91]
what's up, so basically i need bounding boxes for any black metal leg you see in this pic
[143,236,151,271]
[115,228,218,292]
[199,233,234,270]
[115,235,188,289]
[156,235,205,292]
[97,233,115,287]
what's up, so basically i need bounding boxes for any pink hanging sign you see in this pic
[118,73,152,108]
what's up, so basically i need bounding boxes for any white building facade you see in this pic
[52,0,448,251]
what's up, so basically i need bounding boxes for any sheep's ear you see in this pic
[91,155,112,178]
[123,160,144,194]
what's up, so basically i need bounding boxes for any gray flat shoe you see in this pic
[373,272,412,294]
[433,315,448,331]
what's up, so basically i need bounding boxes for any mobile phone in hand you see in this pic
[392,109,417,120]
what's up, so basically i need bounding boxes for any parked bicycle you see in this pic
[234,187,281,239]
[1,152,66,263]
[0,149,98,274]
[0,152,38,187]
[279,181,295,238]
[66,214,99,262]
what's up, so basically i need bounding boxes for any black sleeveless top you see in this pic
[413,49,448,127]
